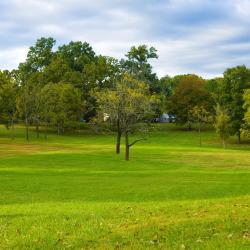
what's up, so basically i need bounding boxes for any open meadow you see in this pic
[0,124,249,249]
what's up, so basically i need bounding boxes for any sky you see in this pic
[0,0,250,79]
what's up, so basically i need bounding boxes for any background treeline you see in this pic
[1,37,250,158]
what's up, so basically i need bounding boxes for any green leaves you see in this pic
[214,105,231,148]
[220,65,250,140]
[40,83,83,133]
[168,75,212,126]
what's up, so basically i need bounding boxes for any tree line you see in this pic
[1,37,250,159]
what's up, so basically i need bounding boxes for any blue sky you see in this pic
[0,0,250,78]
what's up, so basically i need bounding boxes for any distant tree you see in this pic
[57,41,95,72]
[168,75,212,129]
[83,56,121,121]
[16,83,37,141]
[94,88,123,154]
[241,89,250,138]
[39,55,80,85]
[188,106,212,147]
[205,77,224,106]
[220,65,250,143]
[158,75,175,97]
[40,83,83,135]
[95,73,156,160]
[18,37,56,80]
[0,71,17,139]
[121,45,159,93]
[214,105,231,148]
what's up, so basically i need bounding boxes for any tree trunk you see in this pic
[116,121,122,154]
[25,117,29,142]
[44,121,48,139]
[198,121,201,147]
[11,115,15,140]
[223,138,226,149]
[116,130,122,154]
[237,132,241,144]
[125,129,130,161]
[36,120,40,138]
[57,125,60,135]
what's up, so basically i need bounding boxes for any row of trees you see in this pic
[1,37,250,159]
[162,66,250,147]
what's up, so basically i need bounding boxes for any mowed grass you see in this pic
[0,124,249,249]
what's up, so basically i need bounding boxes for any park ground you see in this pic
[0,124,249,249]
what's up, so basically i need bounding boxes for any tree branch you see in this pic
[129,138,146,147]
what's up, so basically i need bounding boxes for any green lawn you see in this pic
[0,124,249,249]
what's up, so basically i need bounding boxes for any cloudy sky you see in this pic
[0,0,250,78]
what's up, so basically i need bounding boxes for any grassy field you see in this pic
[0,124,249,249]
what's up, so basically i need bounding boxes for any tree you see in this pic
[121,45,159,93]
[83,56,121,121]
[0,71,17,139]
[241,89,250,138]
[17,84,36,141]
[95,73,156,160]
[39,55,78,85]
[168,75,212,129]
[18,37,56,80]
[214,105,231,148]
[40,83,83,135]
[220,65,250,143]
[188,106,212,147]
[57,41,95,72]
[205,77,223,105]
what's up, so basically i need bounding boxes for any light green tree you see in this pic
[95,73,156,160]
[214,105,231,148]
[189,106,212,147]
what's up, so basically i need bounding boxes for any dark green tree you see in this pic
[121,45,159,93]
[0,71,17,138]
[221,65,250,143]
[168,75,212,128]
[57,41,95,72]
[40,83,83,135]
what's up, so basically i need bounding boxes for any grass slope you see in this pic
[0,124,249,249]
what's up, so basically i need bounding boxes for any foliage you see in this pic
[95,73,157,159]
[1,37,250,146]
[0,71,17,129]
[241,89,250,138]
[17,37,56,82]
[214,105,231,148]
[57,41,96,72]
[188,106,212,146]
[121,45,159,93]
[40,83,83,134]
[220,65,250,142]
[168,75,212,127]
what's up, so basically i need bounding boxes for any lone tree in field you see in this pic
[95,73,155,160]
[214,105,231,148]
[95,87,123,154]
[188,106,212,147]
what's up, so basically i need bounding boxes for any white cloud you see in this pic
[0,0,250,78]
[0,47,28,69]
